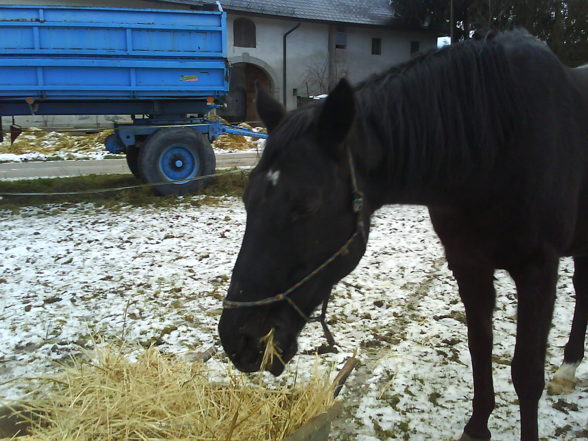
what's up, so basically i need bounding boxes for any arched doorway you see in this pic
[221,63,272,123]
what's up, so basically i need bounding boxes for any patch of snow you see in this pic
[0,202,586,440]
[0,151,120,163]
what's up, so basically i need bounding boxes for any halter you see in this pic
[222,149,367,346]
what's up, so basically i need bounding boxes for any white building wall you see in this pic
[344,27,438,84]
[286,22,331,101]
[227,15,437,110]
[228,16,330,110]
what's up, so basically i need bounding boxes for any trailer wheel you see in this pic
[139,127,216,195]
[125,145,141,179]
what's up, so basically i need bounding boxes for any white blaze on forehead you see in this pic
[267,169,280,186]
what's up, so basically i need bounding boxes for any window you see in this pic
[234,18,256,48]
[335,28,347,49]
[410,41,420,56]
[371,38,382,55]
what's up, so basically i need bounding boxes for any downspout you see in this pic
[283,22,301,107]
[328,25,336,90]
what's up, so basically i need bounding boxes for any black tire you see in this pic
[138,127,216,196]
[125,145,141,179]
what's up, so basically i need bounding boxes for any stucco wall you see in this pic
[344,27,437,84]
[227,14,437,110]
[227,16,330,110]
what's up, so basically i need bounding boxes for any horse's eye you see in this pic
[290,201,320,222]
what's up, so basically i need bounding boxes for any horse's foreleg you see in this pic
[451,263,496,441]
[548,255,588,394]
[510,257,558,441]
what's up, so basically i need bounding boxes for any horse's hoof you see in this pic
[458,432,491,441]
[547,376,575,395]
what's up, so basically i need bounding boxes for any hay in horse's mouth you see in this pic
[260,328,285,371]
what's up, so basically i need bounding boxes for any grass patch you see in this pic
[0,169,249,211]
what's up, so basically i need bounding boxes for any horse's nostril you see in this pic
[231,327,264,371]
[238,327,261,350]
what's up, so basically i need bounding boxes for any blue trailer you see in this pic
[0,4,265,195]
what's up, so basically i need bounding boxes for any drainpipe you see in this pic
[283,22,301,107]
[328,25,336,91]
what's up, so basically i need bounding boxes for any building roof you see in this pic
[221,0,395,26]
[154,0,396,26]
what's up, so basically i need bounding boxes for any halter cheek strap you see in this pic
[222,149,366,346]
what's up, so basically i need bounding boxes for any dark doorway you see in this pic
[220,63,271,122]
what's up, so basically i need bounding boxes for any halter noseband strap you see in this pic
[222,149,366,346]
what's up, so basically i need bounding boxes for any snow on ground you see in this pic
[0,200,587,440]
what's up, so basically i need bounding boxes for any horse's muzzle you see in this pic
[218,309,298,376]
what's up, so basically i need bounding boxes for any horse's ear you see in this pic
[317,78,355,158]
[256,82,285,133]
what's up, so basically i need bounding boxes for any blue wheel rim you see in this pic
[159,145,199,183]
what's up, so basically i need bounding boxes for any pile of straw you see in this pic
[11,345,335,441]
[212,123,266,151]
[0,128,113,156]
[213,132,256,151]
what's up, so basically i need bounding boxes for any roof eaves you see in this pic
[222,8,389,26]
[143,0,432,30]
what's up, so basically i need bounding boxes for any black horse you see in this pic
[218,30,588,441]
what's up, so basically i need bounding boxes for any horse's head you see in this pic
[218,79,369,375]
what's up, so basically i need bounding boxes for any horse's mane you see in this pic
[262,30,554,192]
[353,29,542,190]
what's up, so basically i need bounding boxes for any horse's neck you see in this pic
[353,109,487,209]
[352,64,515,208]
